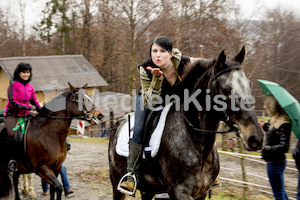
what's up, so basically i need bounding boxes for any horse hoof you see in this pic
[22,188,28,195]
[29,191,37,199]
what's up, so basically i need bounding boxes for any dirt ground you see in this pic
[4,138,112,200]
[3,137,299,200]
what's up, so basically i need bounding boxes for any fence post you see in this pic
[238,137,248,198]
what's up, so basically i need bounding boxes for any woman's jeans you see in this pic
[5,116,18,138]
[42,163,71,192]
[297,172,300,200]
[267,161,289,200]
[130,93,147,145]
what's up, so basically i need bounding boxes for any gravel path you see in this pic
[2,138,298,200]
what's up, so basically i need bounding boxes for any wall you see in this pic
[0,69,9,110]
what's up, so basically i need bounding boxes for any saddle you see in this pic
[143,109,163,152]
[1,114,35,158]
[116,102,174,158]
[14,114,34,145]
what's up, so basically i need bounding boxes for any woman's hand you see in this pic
[146,67,163,78]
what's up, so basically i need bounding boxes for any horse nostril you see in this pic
[248,135,259,149]
[97,113,104,120]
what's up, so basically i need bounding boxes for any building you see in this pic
[0,55,108,109]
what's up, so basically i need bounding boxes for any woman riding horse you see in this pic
[119,36,203,195]
[4,63,41,171]
[0,83,101,200]
[109,46,263,200]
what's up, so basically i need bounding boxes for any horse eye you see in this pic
[250,81,253,89]
[222,89,230,95]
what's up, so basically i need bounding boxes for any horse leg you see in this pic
[28,173,37,199]
[111,178,125,200]
[48,179,62,200]
[12,172,20,200]
[21,174,28,195]
[38,165,63,200]
[50,185,55,200]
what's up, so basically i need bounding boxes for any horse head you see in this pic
[211,47,263,150]
[68,82,103,124]
[181,47,263,151]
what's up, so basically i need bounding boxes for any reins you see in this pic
[181,112,237,134]
[48,116,87,120]
[181,65,242,134]
[43,90,98,123]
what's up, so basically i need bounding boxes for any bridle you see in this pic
[49,91,100,124]
[182,65,241,134]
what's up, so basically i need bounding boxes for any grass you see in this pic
[206,187,273,200]
[257,117,269,122]
[67,136,109,144]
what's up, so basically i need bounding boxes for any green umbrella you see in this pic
[257,79,300,138]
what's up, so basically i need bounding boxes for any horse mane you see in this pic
[181,58,216,90]
[31,90,72,127]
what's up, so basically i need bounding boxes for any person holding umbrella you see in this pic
[258,79,300,200]
[260,95,291,200]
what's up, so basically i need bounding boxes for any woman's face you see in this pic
[151,43,173,68]
[19,70,30,81]
[263,103,271,116]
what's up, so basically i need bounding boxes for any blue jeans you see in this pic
[267,161,289,200]
[42,163,71,192]
[297,172,300,200]
[130,93,147,145]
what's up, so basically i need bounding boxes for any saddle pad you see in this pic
[116,102,173,158]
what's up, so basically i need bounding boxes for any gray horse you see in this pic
[109,47,263,200]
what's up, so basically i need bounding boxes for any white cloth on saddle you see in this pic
[116,102,173,158]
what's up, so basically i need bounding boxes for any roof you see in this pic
[0,55,108,91]
[94,91,132,121]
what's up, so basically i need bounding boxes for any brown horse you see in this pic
[0,83,103,200]
[109,47,263,200]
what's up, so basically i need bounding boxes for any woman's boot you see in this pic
[119,141,143,195]
[6,138,17,172]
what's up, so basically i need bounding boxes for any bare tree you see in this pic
[97,0,164,92]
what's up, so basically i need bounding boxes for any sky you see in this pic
[236,0,300,19]
[2,0,300,35]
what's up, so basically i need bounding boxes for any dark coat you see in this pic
[261,122,291,165]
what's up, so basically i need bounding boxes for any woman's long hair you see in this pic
[263,95,290,128]
[13,62,32,83]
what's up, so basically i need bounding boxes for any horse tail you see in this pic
[0,128,13,197]
[0,163,12,197]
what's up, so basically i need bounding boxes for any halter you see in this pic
[48,91,99,124]
[182,65,241,134]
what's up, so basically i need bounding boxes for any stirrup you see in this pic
[117,172,137,196]
[7,160,18,172]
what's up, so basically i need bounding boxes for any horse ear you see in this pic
[82,83,88,89]
[218,50,226,64]
[68,82,77,93]
[215,50,226,71]
[233,46,245,63]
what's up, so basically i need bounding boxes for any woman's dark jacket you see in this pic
[261,122,291,165]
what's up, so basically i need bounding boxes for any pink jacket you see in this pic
[4,81,41,117]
